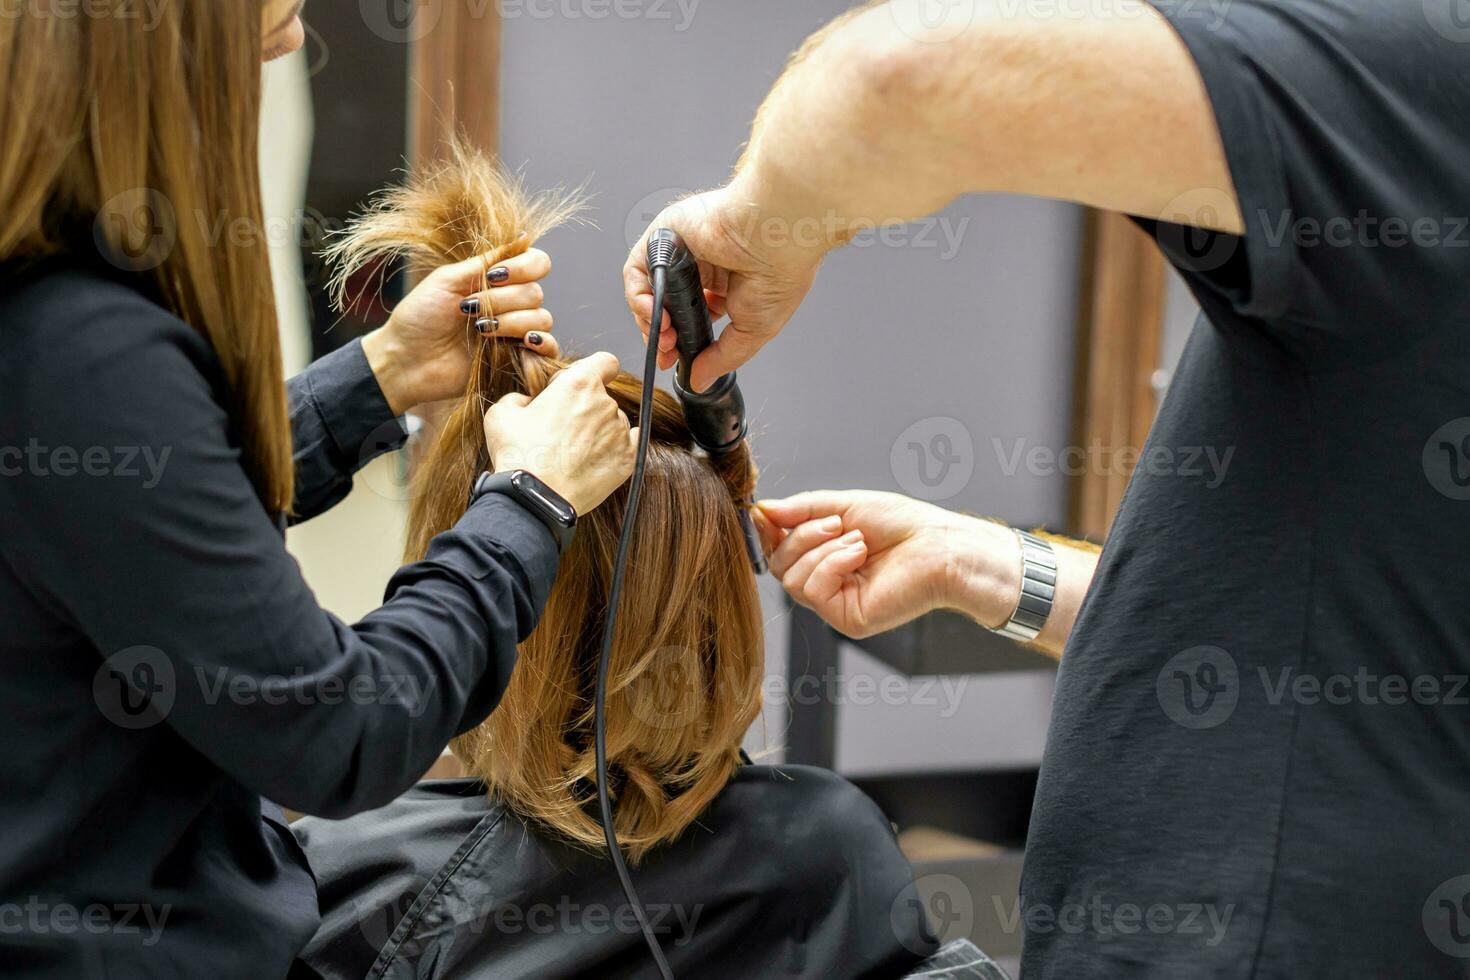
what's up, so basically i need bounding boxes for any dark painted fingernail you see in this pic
[526,332,544,347]
[475,317,499,334]
[487,267,510,284]
[460,297,480,314]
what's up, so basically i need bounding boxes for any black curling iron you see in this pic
[648,228,767,576]
[592,230,763,980]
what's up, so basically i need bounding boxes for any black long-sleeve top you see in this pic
[0,256,560,978]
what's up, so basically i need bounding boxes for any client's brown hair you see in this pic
[328,140,763,861]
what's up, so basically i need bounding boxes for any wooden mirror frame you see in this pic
[1067,210,1167,542]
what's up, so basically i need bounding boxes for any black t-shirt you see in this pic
[1023,2,1470,976]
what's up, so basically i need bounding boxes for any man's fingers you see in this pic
[804,539,868,608]
[629,295,675,349]
[623,235,653,325]
[768,515,846,579]
[689,325,764,393]
[752,507,785,558]
[705,288,728,320]
[757,492,852,530]
[781,530,864,597]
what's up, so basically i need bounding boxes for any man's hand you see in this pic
[623,180,824,393]
[481,352,637,516]
[364,247,558,416]
[624,0,1244,392]
[758,490,1021,640]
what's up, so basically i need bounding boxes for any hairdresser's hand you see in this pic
[757,490,1021,640]
[481,352,637,516]
[364,247,558,415]
[624,176,825,393]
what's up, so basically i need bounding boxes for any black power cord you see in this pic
[593,251,675,980]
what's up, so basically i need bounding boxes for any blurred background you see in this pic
[270,3,1201,970]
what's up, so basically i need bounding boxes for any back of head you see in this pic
[330,138,763,861]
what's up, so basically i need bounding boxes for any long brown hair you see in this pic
[0,2,293,512]
[330,140,764,861]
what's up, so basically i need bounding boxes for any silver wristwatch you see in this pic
[994,529,1057,642]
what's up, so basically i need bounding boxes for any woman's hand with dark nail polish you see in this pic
[366,246,555,410]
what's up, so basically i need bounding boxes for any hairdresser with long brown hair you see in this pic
[0,3,636,977]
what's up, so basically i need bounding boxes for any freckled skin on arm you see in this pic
[742,0,1243,241]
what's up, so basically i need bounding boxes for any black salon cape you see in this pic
[292,765,936,979]
[0,255,560,978]
[1022,2,1470,977]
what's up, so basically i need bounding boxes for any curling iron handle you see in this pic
[648,229,717,388]
[666,258,716,387]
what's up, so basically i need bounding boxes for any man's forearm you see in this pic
[733,0,1243,248]
[945,516,1100,661]
[731,1,956,252]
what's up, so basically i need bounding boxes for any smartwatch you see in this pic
[469,469,577,555]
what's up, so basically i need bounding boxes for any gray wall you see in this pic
[499,0,1084,771]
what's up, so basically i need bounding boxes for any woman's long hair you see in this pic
[0,3,293,512]
[329,139,764,862]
